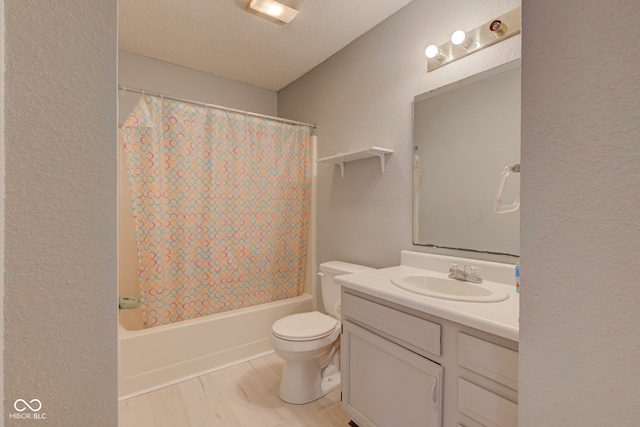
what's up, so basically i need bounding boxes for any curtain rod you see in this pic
[118,85,317,131]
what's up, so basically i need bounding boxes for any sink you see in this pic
[390,274,509,303]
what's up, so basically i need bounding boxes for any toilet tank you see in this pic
[318,261,375,317]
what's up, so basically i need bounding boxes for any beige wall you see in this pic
[3,1,117,425]
[278,0,520,316]
[0,0,5,420]
[519,1,640,425]
[118,51,277,126]
[278,0,521,270]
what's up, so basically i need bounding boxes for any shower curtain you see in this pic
[121,95,312,328]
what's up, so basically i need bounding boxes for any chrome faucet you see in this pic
[448,263,482,284]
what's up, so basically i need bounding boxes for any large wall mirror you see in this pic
[413,60,520,257]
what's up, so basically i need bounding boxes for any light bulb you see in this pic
[451,30,466,46]
[425,45,440,59]
[266,3,284,16]
[248,0,300,24]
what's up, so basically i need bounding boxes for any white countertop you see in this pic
[337,265,520,342]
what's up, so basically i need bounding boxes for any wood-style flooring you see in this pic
[118,352,352,427]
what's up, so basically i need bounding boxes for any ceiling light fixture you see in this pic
[248,0,302,25]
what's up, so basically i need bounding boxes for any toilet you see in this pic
[270,261,374,404]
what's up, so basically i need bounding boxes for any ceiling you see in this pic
[119,0,413,91]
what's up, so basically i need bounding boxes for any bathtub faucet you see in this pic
[448,263,482,284]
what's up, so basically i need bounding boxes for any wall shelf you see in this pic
[317,146,394,178]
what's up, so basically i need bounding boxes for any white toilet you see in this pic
[270,261,374,404]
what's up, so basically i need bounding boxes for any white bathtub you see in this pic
[118,294,313,398]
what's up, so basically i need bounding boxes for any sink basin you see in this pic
[390,274,509,303]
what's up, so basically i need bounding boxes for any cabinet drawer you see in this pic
[457,333,518,390]
[458,378,517,427]
[342,292,441,356]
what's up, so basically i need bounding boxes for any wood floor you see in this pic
[118,352,353,427]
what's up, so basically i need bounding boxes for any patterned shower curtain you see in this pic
[121,95,312,328]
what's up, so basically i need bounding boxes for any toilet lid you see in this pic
[272,311,338,341]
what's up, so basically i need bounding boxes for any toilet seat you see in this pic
[272,311,338,341]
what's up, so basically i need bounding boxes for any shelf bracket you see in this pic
[317,146,393,178]
[375,152,387,175]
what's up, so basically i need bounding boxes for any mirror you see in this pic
[413,60,520,257]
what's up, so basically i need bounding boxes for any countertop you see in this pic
[337,265,519,342]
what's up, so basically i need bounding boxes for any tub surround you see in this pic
[118,294,312,398]
[336,251,519,341]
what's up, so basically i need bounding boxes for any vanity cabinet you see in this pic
[341,289,518,427]
[456,332,518,427]
[341,293,443,427]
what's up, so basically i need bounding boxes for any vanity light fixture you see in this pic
[450,30,475,50]
[425,7,521,71]
[450,30,467,46]
[248,0,302,25]
[425,44,446,61]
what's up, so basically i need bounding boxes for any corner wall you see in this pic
[519,1,640,425]
[3,1,117,425]
[278,0,520,270]
[0,0,5,421]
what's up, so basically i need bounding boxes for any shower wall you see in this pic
[118,52,280,326]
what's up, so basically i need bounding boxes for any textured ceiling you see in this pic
[119,0,412,91]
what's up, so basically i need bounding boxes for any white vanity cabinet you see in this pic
[341,292,443,427]
[456,333,518,427]
[341,289,519,427]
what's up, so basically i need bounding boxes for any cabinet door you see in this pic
[342,321,443,427]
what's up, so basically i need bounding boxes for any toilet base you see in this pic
[278,355,341,405]
[320,371,341,398]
